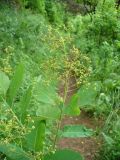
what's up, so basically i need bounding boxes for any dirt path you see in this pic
[58,77,102,160]
[58,112,101,160]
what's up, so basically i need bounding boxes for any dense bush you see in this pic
[67,1,120,159]
[67,0,120,116]
[95,110,120,160]
[9,0,66,24]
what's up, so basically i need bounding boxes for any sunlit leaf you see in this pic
[44,149,84,160]
[61,125,94,138]
[36,104,60,119]
[34,82,58,105]
[34,81,60,119]
[63,94,80,116]
[78,81,101,106]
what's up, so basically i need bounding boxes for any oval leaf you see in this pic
[78,81,101,106]
[44,149,84,160]
[0,143,33,160]
[62,125,94,138]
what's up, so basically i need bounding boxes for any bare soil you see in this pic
[58,112,102,160]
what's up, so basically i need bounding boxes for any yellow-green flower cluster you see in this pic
[0,45,14,75]
[0,104,33,145]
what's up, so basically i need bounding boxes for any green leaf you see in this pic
[35,120,46,152]
[34,82,58,105]
[34,81,60,119]
[0,143,33,160]
[19,86,32,123]
[36,104,60,119]
[25,120,46,152]
[63,94,80,116]
[0,71,10,96]
[62,125,94,138]
[78,81,101,106]
[44,149,84,160]
[104,79,114,89]
[7,63,25,106]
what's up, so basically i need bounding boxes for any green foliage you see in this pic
[45,0,65,24]
[33,81,61,119]
[0,71,10,98]
[0,143,33,160]
[19,85,32,123]
[36,0,46,14]
[68,0,120,116]
[44,149,84,160]
[1,1,120,160]
[96,111,120,160]
[62,125,94,138]
[13,0,65,24]
[34,120,46,152]
[0,5,48,78]
[63,94,80,116]
[26,120,46,152]
[0,64,90,159]
[65,2,120,159]
[7,63,25,106]
[78,81,101,106]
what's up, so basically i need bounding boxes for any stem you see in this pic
[53,74,69,149]
[2,97,24,128]
[9,107,24,128]
[103,109,119,133]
